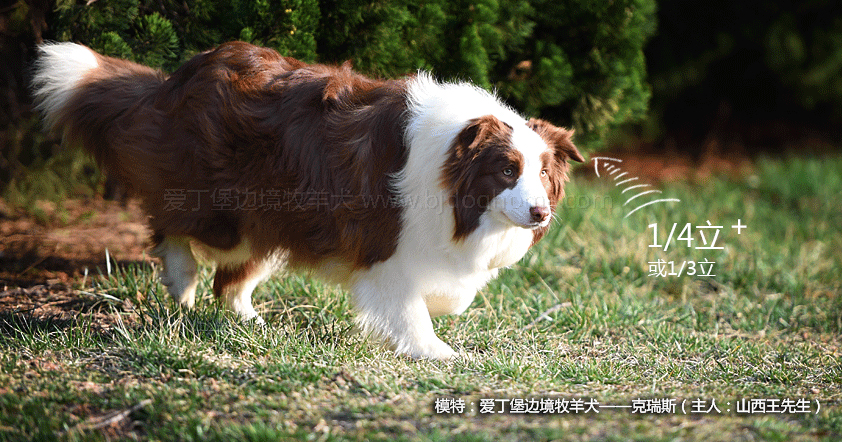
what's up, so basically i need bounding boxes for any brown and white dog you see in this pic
[32,41,583,359]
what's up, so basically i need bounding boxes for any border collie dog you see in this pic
[33,41,583,359]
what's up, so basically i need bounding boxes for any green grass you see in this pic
[1,155,840,441]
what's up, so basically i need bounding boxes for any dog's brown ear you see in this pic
[527,118,584,163]
[456,114,512,156]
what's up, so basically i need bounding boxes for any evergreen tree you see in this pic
[46,0,656,150]
[316,0,447,76]
[52,0,319,69]
[437,0,533,89]
[497,0,656,148]
[315,0,654,149]
[227,0,319,62]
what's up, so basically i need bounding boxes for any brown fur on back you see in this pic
[61,41,410,269]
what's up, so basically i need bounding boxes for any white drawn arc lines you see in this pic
[624,189,662,206]
[591,156,681,218]
[624,199,682,218]
[591,156,622,178]
[622,183,650,193]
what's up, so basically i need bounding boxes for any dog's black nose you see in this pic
[529,206,550,223]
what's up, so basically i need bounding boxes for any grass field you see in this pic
[1,155,840,441]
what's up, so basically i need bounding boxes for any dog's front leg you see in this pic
[351,274,457,360]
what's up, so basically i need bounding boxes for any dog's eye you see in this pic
[502,167,514,177]
[541,169,547,177]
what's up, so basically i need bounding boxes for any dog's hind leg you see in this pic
[212,258,273,322]
[151,235,199,308]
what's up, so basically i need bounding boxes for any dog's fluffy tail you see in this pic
[31,42,166,187]
[31,43,101,128]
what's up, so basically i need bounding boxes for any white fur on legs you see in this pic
[351,269,457,360]
[216,261,273,323]
[151,236,199,308]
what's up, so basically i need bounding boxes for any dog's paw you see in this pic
[233,307,264,324]
[401,337,458,361]
[158,274,197,307]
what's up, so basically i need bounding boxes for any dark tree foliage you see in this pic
[52,0,320,70]
[646,0,842,147]
[499,0,656,148]
[46,0,656,151]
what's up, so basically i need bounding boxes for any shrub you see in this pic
[48,0,656,150]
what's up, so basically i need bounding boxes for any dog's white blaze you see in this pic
[490,125,552,227]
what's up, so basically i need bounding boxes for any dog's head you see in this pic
[442,115,584,241]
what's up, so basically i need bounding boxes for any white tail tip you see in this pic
[31,42,99,127]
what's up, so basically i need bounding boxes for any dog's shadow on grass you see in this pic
[0,310,79,339]
[0,256,156,342]
[0,288,129,342]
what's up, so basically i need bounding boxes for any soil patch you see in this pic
[1,197,149,330]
